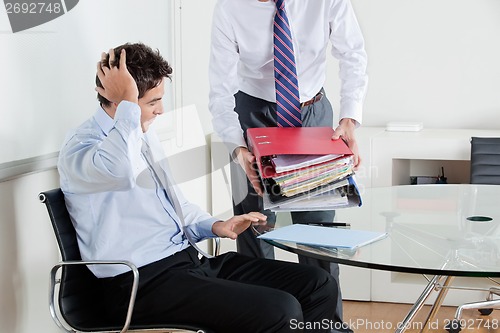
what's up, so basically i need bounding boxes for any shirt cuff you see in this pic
[114,101,141,121]
[339,98,363,127]
[185,217,220,242]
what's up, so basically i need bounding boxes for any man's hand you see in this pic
[95,49,139,105]
[332,118,361,170]
[212,212,267,239]
[235,147,264,196]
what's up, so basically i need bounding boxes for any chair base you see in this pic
[445,287,500,333]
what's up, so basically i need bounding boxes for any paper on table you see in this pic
[258,224,388,249]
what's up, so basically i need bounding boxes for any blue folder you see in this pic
[258,224,387,249]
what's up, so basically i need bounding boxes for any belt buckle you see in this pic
[301,91,323,108]
[313,91,323,103]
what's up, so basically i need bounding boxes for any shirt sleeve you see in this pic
[329,0,369,126]
[58,101,144,194]
[208,2,247,153]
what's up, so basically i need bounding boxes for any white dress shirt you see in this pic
[209,0,368,150]
[58,102,218,278]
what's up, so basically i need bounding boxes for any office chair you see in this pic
[444,137,500,332]
[39,188,217,333]
[470,137,500,185]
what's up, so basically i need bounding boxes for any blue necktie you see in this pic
[273,0,301,127]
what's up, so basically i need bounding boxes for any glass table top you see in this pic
[265,184,500,277]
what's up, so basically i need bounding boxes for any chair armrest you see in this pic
[214,237,221,256]
[49,260,139,333]
[192,237,222,258]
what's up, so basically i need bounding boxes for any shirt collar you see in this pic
[94,106,116,136]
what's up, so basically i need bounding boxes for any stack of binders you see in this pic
[247,127,362,211]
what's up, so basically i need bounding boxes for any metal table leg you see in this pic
[395,275,443,333]
[420,276,454,333]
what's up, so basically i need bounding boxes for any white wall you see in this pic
[172,0,217,136]
[347,0,500,130]
[0,170,61,333]
[0,0,174,165]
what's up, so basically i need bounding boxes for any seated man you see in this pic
[57,42,338,333]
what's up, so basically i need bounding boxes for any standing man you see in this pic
[208,1,368,331]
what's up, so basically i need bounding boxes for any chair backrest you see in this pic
[470,137,500,185]
[39,188,110,330]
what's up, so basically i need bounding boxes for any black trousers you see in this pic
[101,247,338,333]
[231,90,346,324]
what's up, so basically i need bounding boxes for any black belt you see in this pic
[100,246,200,283]
[300,91,324,108]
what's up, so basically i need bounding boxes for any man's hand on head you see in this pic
[95,49,139,105]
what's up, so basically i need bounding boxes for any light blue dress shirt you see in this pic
[58,101,218,278]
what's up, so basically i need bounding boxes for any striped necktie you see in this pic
[273,0,301,127]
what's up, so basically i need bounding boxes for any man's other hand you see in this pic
[212,212,267,240]
[235,147,264,196]
[332,118,361,170]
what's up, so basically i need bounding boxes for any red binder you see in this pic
[247,127,353,179]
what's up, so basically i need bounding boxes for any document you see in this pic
[269,189,348,211]
[263,176,362,211]
[258,224,388,249]
[272,153,342,173]
[271,156,353,197]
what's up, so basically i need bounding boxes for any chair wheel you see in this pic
[478,308,493,315]
[445,319,462,333]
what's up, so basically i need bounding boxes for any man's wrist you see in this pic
[339,118,357,128]
[211,220,224,237]
[124,93,139,104]
[232,146,248,162]
[115,101,141,119]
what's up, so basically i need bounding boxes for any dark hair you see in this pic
[96,42,173,107]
